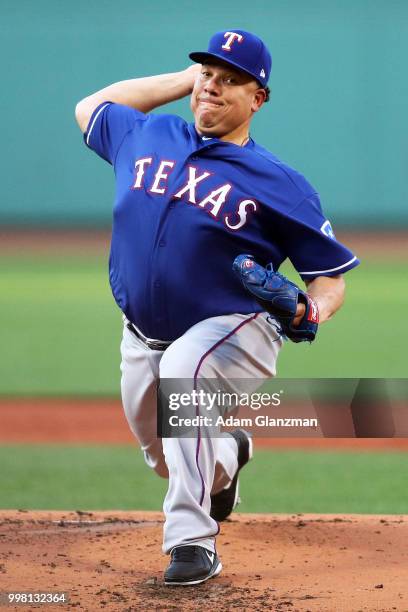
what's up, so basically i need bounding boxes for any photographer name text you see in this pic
[168,415,318,428]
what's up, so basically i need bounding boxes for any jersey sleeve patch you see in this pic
[277,194,360,279]
[320,219,335,239]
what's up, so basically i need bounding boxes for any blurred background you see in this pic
[2,0,407,228]
[0,0,407,513]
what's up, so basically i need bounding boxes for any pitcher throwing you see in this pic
[75,29,359,585]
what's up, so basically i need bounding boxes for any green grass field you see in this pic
[1,445,407,514]
[0,250,406,515]
[0,254,406,395]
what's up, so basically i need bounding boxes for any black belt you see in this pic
[126,322,172,351]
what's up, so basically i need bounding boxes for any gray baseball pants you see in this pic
[120,312,282,554]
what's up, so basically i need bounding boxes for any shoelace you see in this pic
[172,546,197,562]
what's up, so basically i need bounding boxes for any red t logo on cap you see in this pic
[221,31,244,52]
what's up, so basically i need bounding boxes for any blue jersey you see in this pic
[84,102,359,341]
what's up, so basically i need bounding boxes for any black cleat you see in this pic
[164,545,222,586]
[210,429,253,522]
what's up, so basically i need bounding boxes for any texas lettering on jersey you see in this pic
[131,157,257,231]
[83,102,360,340]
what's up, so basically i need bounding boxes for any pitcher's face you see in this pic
[191,62,266,137]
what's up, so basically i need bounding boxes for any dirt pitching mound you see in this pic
[0,511,406,611]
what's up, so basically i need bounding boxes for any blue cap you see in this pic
[189,29,272,88]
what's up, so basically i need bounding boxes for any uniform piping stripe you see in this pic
[299,256,357,275]
[85,103,111,146]
[193,313,260,508]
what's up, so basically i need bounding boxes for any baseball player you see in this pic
[75,29,359,585]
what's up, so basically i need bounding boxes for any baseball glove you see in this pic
[233,254,319,343]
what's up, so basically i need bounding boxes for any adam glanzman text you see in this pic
[167,415,318,428]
